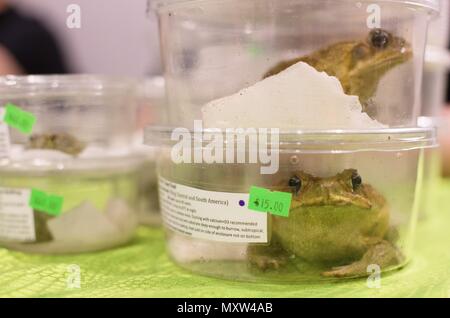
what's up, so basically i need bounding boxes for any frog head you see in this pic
[285,169,382,210]
[28,133,85,156]
[264,29,412,110]
[342,29,412,105]
[269,169,391,268]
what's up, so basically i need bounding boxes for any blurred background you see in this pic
[2,0,450,175]
[1,0,161,75]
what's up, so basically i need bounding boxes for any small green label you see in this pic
[3,103,36,134]
[29,189,63,216]
[248,186,292,217]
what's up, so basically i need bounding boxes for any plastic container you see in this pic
[0,75,146,254]
[152,0,439,128]
[426,0,449,48]
[417,146,441,218]
[145,127,436,282]
[417,117,443,218]
[136,158,160,226]
[134,77,166,226]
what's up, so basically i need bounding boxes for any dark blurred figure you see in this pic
[0,0,69,74]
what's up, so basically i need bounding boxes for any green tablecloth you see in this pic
[1,180,450,298]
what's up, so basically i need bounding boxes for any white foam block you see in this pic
[202,62,386,129]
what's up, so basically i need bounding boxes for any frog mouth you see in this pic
[364,50,413,74]
[292,193,374,210]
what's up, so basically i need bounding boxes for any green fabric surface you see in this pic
[1,180,450,298]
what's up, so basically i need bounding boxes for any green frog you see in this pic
[248,169,403,278]
[28,133,85,156]
[264,29,412,114]
[25,132,84,243]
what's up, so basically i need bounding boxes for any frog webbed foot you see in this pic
[322,241,404,278]
[248,253,287,271]
[247,242,288,271]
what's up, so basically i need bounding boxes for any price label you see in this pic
[29,189,63,216]
[248,186,292,217]
[3,103,36,134]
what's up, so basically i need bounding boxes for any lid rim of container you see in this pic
[0,152,150,173]
[145,125,435,135]
[0,74,139,89]
[0,74,138,97]
[144,126,438,149]
[150,0,440,13]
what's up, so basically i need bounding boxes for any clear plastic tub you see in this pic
[145,127,436,282]
[417,146,441,218]
[0,75,146,254]
[134,78,166,226]
[136,152,160,226]
[417,117,443,218]
[427,0,449,48]
[152,0,438,128]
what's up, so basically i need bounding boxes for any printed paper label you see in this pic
[0,188,35,242]
[159,177,268,243]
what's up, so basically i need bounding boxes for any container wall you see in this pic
[0,169,140,254]
[156,0,434,128]
[0,76,139,148]
[155,145,424,282]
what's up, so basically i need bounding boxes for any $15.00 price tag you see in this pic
[248,186,292,217]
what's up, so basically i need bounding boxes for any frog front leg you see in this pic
[247,235,288,271]
[322,240,404,278]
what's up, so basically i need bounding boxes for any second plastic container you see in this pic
[0,75,147,254]
[146,127,436,282]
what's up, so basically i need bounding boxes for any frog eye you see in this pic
[288,176,302,195]
[351,172,362,191]
[369,29,391,49]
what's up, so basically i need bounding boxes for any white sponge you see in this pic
[202,62,386,130]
